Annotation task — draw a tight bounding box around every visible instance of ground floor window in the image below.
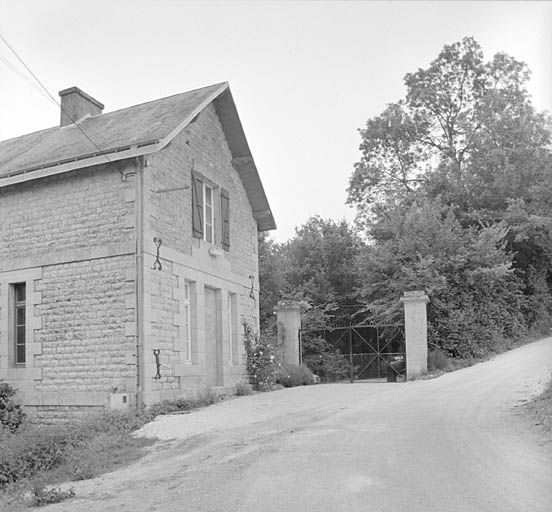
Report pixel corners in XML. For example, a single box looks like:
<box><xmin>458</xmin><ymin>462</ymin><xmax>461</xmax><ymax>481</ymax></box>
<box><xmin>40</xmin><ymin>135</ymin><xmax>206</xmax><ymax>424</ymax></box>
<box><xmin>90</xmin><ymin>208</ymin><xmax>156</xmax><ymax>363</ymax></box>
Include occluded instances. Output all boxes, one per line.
<box><xmin>13</xmin><ymin>283</ymin><xmax>26</xmax><ymax>366</ymax></box>
<box><xmin>183</xmin><ymin>281</ymin><xmax>192</xmax><ymax>362</ymax></box>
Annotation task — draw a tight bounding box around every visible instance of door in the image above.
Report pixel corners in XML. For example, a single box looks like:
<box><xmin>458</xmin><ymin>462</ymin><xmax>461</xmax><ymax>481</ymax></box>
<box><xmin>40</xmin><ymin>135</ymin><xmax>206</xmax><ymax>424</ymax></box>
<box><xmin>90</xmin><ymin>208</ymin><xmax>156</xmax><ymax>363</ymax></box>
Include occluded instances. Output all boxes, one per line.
<box><xmin>204</xmin><ymin>287</ymin><xmax>223</xmax><ymax>386</ymax></box>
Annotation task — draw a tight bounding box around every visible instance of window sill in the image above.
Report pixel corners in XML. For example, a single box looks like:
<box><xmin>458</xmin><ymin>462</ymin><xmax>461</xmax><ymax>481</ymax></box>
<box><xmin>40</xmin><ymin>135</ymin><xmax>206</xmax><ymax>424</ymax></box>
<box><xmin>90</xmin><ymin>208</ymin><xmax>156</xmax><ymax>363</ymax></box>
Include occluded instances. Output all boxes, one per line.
<box><xmin>208</xmin><ymin>246</ymin><xmax>223</xmax><ymax>257</ymax></box>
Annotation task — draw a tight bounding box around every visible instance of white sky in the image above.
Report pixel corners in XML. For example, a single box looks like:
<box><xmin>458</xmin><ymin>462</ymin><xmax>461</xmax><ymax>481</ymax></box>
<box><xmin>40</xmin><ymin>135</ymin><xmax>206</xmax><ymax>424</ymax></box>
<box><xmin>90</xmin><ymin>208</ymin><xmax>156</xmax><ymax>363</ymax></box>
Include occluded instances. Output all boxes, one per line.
<box><xmin>0</xmin><ymin>1</ymin><xmax>551</xmax><ymax>242</ymax></box>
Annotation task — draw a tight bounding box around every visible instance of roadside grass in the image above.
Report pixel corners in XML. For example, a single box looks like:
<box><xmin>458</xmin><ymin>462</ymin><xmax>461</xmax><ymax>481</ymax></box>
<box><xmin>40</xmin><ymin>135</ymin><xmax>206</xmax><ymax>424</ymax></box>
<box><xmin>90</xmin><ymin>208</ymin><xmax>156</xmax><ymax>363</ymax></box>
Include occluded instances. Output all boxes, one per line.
<box><xmin>0</xmin><ymin>413</ymin><xmax>156</xmax><ymax>510</ymax></box>
<box><xmin>525</xmin><ymin>376</ymin><xmax>552</xmax><ymax>441</ymax></box>
<box><xmin>0</xmin><ymin>386</ymin><xmax>233</xmax><ymax>509</ymax></box>
<box><xmin>426</xmin><ymin>331</ymin><xmax>551</xmax><ymax>378</ymax></box>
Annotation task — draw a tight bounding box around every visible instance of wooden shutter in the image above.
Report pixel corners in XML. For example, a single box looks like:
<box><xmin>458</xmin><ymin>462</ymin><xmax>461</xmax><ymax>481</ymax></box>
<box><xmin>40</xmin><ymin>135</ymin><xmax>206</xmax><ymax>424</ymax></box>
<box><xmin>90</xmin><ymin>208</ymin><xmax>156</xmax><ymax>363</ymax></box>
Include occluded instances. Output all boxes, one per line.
<box><xmin>221</xmin><ymin>188</ymin><xmax>230</xmax><ymax>251</ymax></box>
<box><xmin>191</xmin><ymin>171</ymin><xmax>204</xmax><ymax>239</ymax></box>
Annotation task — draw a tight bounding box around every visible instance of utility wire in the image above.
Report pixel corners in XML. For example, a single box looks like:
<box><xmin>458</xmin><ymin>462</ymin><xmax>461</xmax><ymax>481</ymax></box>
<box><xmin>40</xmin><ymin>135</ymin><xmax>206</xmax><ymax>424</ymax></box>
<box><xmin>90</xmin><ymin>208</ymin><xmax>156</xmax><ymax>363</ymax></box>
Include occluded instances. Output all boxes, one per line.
<box><xmin>0</xmin><ymin>32</ymin><xmax>111</xmax><ymax>162</ymax></box>
<box><xmin>0</xmin><ymin>50</ymin><xmax>55</xmax><ymax>104</ymax></box>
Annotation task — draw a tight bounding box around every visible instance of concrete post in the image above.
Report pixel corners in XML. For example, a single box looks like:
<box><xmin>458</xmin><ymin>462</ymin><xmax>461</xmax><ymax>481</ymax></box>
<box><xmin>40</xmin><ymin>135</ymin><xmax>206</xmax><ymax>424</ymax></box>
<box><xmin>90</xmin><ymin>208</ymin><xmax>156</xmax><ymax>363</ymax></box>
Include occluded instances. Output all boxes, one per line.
<box><xmin>400</xmin><ymin>290</ymin><xmax>429</xmax><ymax>380</ymax></box>
<box><xmin>275</xmin><ymin>300</ymin><xmax>301</xmax><ymax>365</ymax></box>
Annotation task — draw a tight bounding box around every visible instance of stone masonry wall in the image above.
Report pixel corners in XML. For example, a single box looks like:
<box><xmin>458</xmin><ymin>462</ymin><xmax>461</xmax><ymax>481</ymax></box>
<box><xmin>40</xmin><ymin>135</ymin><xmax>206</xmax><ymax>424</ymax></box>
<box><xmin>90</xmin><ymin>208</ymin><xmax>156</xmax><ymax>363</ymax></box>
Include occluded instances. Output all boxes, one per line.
<box><xmin>34</xmin><ymin>255</ymin><xmax>136</xmax><ymax>392</ymax></box>
<box><xmin>147</xmin><ymin>103</ymin><xmax>259</xmax><ymax>282</ymax></box>
<box><xmin>0</xmin><ymin>165</ymin><xmax>134</xmax><ymax>266</ymax></box>
<box><xmin>142</xmin><ymin>103</ymin><xmax>259</xmax><ymax>402</ymax></box>
<box><xmin>0</xmin><ymin>162</ymin><xmax>138</xmax><ymax>420</ymax></box>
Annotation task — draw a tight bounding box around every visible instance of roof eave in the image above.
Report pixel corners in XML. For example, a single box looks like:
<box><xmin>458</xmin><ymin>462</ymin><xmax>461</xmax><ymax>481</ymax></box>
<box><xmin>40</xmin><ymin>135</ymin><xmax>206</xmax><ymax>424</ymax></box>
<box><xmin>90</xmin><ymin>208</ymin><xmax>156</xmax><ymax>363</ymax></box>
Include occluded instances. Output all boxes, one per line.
<box><xmin>0</xmin><ymin>141</ymin><xmax>163</xmax><ymax>189</ymax></box>
<box><xmin>213</xmin><ymin>88</ymin><xmax>276</xmax><ymax>232</ymax></box>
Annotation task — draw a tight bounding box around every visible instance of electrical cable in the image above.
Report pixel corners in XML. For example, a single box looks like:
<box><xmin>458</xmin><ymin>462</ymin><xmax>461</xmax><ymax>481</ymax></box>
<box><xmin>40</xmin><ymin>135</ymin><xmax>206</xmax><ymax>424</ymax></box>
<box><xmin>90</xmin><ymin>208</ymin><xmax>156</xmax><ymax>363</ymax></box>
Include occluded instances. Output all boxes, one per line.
<box><xmin>0</xmin><ymin>32</ymin><xmax>112</xmax><ymax>162</ymax></box>
<box><xmin>0</xmin><ymin>50</ymin><xmax>54</xmax><ymax>104</ymax></box>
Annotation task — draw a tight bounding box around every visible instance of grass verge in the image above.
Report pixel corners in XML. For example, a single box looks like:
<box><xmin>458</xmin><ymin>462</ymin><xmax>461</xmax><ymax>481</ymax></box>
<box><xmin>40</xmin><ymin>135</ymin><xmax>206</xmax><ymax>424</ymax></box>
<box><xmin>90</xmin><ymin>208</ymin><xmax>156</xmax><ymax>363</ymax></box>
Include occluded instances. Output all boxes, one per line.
<box><xmin>426</xmin><ymin>332</ymin><xmax>551</xmax><ymax>377</ymax></box>
<box><xmin>525</xmin><ymin>376</ymin><xmax>552</xmax><ymax>442</ymax></box>
<box><xmin>0</xmin><ymin>386</ymin><xmax>232</xmax><ymax>509</ymax></box>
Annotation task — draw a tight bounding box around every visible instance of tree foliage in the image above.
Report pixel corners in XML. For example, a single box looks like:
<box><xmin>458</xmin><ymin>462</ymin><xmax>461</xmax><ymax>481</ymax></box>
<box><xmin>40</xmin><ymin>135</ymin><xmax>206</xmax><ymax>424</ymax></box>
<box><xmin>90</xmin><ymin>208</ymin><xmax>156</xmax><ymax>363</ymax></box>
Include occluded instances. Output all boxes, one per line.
<box><xmin>348</xmin><ymin>37</ymin><xmax>552</xmax><ymax>356</ymax></box>
<box><xmin>258</xmin><ymin>233</ymin><xmax>286</xmax><ymax>331</ymax></box>
<box><xmin>360</xmin><ymin>198</ymin><xmax>526</xmax><ymax>357</ymax></box>
<box><xmin>258</xmin><ymin>218</ymin><xmax>364</xmax><ymax>379</ymax></box>
<box><xmin>259</xmin><ymin>217</ymin><xmax>364</xmax><ymax>330</ymax></box>
<box><xmin>282</xmin><ymin>217</ymin><xmax>364</xmax><ymax>311</ymax></box>
<box><xmin>260</xmin><ymin>38</ymin><xmax>552</xmax><ymax>362</ymax></box>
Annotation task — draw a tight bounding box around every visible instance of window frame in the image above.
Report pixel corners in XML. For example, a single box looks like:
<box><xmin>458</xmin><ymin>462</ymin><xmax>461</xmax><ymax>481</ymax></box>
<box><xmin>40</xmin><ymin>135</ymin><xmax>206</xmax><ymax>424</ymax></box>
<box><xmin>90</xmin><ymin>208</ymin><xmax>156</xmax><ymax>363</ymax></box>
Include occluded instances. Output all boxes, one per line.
<box><xmin>203</xmin><ymin>183</ymin><xmax>215</xmax><ymax>244</ymax></box>
<box><xmin>191</xmin><ymin>170</ymin><xmax>229</xmax><ymax>249</ymax></box>
<box><xmin>12</xmin><ymin>283</ymin><xmax>26</xmax><ymax>366</ymax></box>
<box><xmin>182</xmin><ymin>282</ymin><xmax>192</xmax><ymax>363</ymax></box>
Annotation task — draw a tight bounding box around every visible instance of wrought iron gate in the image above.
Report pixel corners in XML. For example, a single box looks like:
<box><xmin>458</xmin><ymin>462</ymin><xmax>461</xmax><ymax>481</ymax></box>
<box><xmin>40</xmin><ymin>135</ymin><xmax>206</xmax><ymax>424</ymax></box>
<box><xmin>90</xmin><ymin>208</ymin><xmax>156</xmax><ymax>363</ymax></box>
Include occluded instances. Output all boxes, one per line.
<box><xmin>300</xmin><ymin>323</ymin><xmax>405</xmax><ymax>382</ymax></box>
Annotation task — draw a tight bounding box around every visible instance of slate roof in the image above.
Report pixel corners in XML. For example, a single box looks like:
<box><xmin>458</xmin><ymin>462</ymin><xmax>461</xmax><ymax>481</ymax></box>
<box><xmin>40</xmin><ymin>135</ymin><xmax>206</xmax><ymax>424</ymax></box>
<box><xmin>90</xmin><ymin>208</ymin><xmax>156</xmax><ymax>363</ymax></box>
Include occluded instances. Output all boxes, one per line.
<box><xmin>0</xmin><ymin>83</ymin><xmax>225</xmax><ymax>178</ymax></box>
<box><xmin>0</xmin><ymin>82</ymin><xmax>276</xmax><ymax>231</ymax></box>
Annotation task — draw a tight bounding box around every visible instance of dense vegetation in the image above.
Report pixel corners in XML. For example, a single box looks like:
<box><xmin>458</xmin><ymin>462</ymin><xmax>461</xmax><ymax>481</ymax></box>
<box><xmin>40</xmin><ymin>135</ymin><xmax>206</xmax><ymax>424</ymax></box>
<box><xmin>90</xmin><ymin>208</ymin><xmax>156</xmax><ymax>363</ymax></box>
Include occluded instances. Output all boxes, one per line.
<box><xmin>260</xmin><ymin>37</ymin><xmax>552</xmax><ymax>369</ymax></box>
<box><xmin>0</xmin><ymin>383</ymin><xmax>226</xmax><ymax>507</ymax></box>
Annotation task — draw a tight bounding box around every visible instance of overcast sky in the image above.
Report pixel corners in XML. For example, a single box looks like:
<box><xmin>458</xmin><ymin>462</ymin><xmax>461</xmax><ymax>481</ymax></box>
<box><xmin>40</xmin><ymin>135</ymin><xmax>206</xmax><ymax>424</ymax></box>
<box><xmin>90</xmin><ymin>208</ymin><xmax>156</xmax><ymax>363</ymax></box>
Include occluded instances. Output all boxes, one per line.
<box><xmin>1</xmin><ymin>1</ymin><xmax>551</xmax><ymax>242</ymax></box>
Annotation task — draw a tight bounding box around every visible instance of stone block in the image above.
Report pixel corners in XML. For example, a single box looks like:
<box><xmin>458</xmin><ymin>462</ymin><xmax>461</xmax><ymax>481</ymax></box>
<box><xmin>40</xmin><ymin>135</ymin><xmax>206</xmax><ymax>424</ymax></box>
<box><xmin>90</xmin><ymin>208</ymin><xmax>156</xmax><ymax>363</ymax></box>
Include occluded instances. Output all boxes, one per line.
<box><xmin>125</xmin><ymin>322</ymin><xmax>137</xmax><ymax>337</ymax></box>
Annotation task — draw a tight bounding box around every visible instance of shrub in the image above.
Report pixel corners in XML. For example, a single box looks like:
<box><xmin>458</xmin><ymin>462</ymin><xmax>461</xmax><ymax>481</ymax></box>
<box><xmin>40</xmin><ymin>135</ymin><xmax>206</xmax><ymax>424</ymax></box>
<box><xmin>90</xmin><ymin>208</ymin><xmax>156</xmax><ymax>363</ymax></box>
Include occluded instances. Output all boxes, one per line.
<box><xmin>0</xmin><ymin>409</ymin><xmax>152</xmax><ymax>489</ymax></box>
<box><xmin>526</xmin><ymin>376</ymin><xmax>552</xmax><ymax>435</ymax></box>
<box><xmin>235</xmin><ymin>382</ymin><xmax>253</xmax><ymax>396</ymax></box>
<box><xmin>0</xmin><ymin>425</ymin><xmax>71</xmax><ymax>487</ymax></box>
<box><xmin>0</xmin><ymin>389</ymin><xmax>227</xmax><ymax>492</ymax></box>
<box><xmin>243</xmin><ymin>323</ymin><xmax>279</xmax><ymax>390</ymax></box>
<box><xmin>196</xmin><ymin>386</ymin><xmax>218</xmax><ymax>406</ymax></box>
<box><xmin>276</xmin><ymin>364</ymin><xmax>315</xmax><ymax>387</ymax></box>
<box><xmin>0</xmin><ymin>382</ymin><xmax>25</xmax><ymax>433</ymax></box>
<box><xmin>301</xmin><ymin>334</ymin><xmax>351</xmax><ymax>382</ymax></box>
<box><xmin>428</xmin><ymin>348</ymin><xmax>450</xmax><ymax>372</ymax></box>
<box><xmin>30</xmin><ymin>485</ymin><xmax>75</xmax><ymax>506</ymax></box>
<box><xmin>146</xmin><ymin>388</ymin><xmax>220</xmax><ymax>418</ymax></box>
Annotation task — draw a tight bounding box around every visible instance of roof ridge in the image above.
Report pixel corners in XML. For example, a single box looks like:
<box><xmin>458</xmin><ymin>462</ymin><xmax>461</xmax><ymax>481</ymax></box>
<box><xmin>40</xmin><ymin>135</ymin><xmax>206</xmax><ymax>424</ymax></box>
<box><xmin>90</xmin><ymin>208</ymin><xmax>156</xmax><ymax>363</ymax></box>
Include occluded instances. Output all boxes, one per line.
<box><xmin>95</xmin><ymin>81</ymin><xmax>228</xmax><ymax>119</ymax></box>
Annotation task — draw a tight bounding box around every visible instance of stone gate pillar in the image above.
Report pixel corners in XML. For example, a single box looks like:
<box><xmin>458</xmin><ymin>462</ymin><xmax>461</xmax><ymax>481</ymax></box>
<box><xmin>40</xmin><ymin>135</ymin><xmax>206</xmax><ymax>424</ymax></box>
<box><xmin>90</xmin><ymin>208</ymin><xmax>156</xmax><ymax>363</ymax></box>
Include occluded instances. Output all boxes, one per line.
<box><xmin>400</xmin><ymin>290</ymin><xmax>429</xmax><ymax>380</ymax></box>
<box><xmin>275</xmin><ymin>300</ymin><xmax>301</xmax><ymax>365</ymax></box>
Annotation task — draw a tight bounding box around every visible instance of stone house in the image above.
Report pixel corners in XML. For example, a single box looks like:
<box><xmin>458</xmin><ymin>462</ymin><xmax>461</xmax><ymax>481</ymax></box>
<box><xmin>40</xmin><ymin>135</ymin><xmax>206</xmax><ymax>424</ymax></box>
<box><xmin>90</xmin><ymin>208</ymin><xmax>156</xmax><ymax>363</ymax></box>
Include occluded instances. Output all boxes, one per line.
<box><xmin>0</xmin><ymin>82</ymin><xmax>275</xmax><ymax>420</ymax></box>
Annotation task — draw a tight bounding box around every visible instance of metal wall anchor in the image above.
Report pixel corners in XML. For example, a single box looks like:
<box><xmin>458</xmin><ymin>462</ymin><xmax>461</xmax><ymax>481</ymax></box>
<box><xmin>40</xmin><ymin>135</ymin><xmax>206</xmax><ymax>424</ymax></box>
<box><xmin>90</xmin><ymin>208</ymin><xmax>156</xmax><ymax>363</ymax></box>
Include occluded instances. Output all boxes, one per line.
<box><xmin>153</xmin><ymin>237</ymin><xmax>162</xmax><ymax>270</ymax></box>
<box><xmin>249</xmin><ymin>274</ymin><xmax>255</xmax><ymax>299</ymax></box>
<box><xmin>153</xmin><ymin>349</ymin><xmax>161</xmax><ymax>379</ymax></box>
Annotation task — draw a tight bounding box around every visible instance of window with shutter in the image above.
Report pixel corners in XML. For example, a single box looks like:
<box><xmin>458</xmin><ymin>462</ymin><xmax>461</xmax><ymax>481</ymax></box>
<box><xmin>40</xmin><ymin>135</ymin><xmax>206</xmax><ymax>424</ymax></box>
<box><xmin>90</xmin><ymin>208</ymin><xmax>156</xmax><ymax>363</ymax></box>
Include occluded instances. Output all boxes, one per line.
<box><xmin>221</xmin><ymin>188</ymin><xmax>230</xmax><ymax>251</ymax></box>
<box><xmin>191</xmin><ymin>171</ymin><xmax>204</xmax><ymax>239</ymax></box>
<box><xmin>204</xmin><ymin>184</ymin><xmax>214</xmax><ymax>244</ymax></box>
<box><xmin>182</xmin><ymin>282</ymin><xmax>192</xmax><ymax>362</ymax></box>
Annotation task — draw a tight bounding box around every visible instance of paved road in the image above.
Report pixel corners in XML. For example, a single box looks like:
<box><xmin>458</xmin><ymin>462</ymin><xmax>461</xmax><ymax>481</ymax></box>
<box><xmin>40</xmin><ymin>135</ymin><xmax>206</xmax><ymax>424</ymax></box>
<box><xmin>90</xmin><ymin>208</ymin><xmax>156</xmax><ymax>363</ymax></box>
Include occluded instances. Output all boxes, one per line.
<box><xmin>42</xmin><ymin>338</ymin><xmax>552</xmax><ymax>512</ymax></box>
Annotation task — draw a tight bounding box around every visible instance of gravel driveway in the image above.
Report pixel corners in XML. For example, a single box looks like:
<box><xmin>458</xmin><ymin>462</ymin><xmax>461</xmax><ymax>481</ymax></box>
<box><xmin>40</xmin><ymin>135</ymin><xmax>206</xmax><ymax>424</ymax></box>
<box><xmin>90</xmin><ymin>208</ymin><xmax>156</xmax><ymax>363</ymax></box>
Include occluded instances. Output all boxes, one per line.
<box><xmin>37</xmin><ymin>337</ymin><xmax>552</xmax><ymax>512</ymax></box>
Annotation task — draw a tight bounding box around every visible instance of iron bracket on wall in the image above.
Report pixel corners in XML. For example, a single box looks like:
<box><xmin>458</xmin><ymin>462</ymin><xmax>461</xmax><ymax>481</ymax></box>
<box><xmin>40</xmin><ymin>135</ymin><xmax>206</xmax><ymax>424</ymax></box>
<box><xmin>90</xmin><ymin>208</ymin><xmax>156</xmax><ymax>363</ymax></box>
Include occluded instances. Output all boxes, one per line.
<box><xmin>152</xmin><ymin>237</ymin><xmax>162</xmax><ymax>270</ymax></box>
<box><xmin>153</xmin><ymin>349</ymin><xmax>161</xmax><ymax>379</ymax></box>
<box><xmin>248</xmin><ymin>274</ymin><xmax>255</xmax><ymax>299</ymax></box>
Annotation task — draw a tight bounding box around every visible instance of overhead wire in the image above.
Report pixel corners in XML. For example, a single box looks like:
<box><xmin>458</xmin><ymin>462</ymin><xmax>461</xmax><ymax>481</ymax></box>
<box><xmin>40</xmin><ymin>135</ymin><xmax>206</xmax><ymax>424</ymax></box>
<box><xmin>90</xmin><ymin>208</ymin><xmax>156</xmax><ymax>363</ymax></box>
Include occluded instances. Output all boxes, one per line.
<box><xmin>0</xmin><ymin>31</ymin><xmax>112</xmax><ymax>163</ymax></box>
<box><xmin>0</xmin><ymin>50</ymin><xmax>54</xmax><ymax>104</ymax></box>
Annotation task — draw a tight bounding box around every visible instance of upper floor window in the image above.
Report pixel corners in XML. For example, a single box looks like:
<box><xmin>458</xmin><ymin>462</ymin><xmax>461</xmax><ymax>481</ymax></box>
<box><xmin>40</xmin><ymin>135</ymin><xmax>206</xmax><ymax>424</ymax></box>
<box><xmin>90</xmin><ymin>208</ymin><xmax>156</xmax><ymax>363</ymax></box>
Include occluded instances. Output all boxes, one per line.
<box><xmin>204</xmin><ymin>184</ymin><xmax>214</xmax><ymax>244</ymax></box>
<box><xmin>13</xmin><ymin>283</ymin><xmax>26</xmax><ymax>366</ymax></box>
<box><xmin>191</xmin><ymin>171</ymin><xmax>230</xmax><ymax>250</ymax></box>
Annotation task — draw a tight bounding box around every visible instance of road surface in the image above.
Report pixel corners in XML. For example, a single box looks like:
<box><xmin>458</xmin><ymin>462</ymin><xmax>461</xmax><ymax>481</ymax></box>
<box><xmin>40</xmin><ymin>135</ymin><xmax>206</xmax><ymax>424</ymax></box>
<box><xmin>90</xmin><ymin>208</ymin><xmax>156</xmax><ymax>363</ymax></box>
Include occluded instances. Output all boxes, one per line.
<box><xmin>40</xmin><ymin>338</ymin><xmax>552</xmax><ymax>512</ymax></box>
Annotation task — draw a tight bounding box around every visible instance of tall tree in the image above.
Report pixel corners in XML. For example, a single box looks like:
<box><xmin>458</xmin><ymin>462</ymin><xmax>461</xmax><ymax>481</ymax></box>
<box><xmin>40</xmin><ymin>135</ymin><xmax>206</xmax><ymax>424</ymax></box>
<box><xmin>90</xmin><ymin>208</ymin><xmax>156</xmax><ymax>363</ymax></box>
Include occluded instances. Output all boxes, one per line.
<box><xmin>348</xmin><ymin>37</ymin><xmax>551</xmax><ymax>226</ymax></box>
<box><xmin>348</xmin><ymin>37</ymin><xmax>552</xmax><ymax>352</ymax></box>
<box><xmin>359</xmin><ymin>198</ymin><xmax>525</xmax><ymax>357</ymax></box>
<box><xmin>258</xmin><ymin>233</ymin><xmax>286</xmax><ymax>331</ymax></box>
<box><xmin>258</xmin><ymin>217</ymin><xmax>365</xmax><ymax>330</ymax></box>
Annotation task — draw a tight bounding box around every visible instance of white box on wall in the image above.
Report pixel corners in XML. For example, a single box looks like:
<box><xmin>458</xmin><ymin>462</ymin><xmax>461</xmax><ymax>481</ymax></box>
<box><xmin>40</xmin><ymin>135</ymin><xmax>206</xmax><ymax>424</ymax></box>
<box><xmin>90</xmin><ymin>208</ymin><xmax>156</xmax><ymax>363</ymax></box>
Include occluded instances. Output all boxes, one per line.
<box><xmin>107</xmin><ymin>393</ymin><xmax>130</xmax><ymax>410</ymax></box>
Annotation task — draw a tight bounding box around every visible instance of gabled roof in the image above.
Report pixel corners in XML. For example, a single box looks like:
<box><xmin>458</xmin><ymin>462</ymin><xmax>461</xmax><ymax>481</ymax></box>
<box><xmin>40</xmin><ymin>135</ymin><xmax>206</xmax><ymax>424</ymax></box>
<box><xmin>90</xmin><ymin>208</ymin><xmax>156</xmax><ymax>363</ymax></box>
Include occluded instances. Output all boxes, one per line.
<box><xmin>0</xmin><ymin>82</ymin><xmax>276</xmax><ymax>231</ymax></box>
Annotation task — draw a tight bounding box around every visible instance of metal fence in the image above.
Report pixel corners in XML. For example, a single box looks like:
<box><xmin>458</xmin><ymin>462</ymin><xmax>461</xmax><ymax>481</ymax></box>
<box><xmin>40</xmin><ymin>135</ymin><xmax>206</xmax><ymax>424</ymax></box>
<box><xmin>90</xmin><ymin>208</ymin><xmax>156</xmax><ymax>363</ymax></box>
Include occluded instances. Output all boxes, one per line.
<box><xmin>300</xmin><ymin>323</ymin><xmax>405</xmax><ymax>382</ymax></box>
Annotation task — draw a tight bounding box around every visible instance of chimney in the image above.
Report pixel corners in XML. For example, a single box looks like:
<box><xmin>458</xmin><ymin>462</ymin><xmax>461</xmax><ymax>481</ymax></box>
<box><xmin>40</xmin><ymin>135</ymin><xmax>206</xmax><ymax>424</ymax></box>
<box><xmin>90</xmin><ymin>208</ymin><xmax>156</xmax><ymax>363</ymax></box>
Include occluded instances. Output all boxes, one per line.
<box><xmin>58</xmin><ymin>86</ymin><xmax>104</xmax><ymax>127</ymax></box>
